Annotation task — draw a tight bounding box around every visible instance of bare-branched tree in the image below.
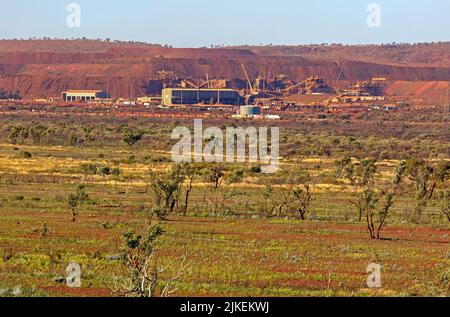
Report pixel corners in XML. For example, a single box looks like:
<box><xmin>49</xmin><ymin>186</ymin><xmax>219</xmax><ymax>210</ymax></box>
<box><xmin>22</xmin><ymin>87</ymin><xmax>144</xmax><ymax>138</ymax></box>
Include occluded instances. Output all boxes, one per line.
<box><xmin>111</xmin><ymin>220</ymin><xmax>186</xmax><ymax>297</ymax></box>
<box><xmin>355</xmin><ymin>161</ymin><xmax>406</xmax><ymax>239</ymax></box>
<box><xmin>149</xmin><ymin>168</ymin><xmax>184</xmax><ymax>219</ymax></box>
<box><xmin>347</xmin><ymin>159</ymin><xmax>378</xmax><ymax>221</ymax></box>
<box><xmin>206</xmin><ymin>163</ymin><xmax>226</xmax><ymax>190</ymax></box>
<box><xmin>289</xmin><ymin>185</ymin><xmax>313</xmax><ymax>220</ymax></box>
<box><xmin>174</xmin><ymin>163</ymin><xmax>201</xmax><ymax>216</ymax></box>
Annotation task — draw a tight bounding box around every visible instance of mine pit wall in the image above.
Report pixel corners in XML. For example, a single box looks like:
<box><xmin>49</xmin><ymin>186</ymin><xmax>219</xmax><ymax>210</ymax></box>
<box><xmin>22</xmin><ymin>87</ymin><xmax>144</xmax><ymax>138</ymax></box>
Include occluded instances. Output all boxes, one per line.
<box><xmin>0</xmin><ymin>75</ymin><xmax>165</xmax><ymax>99</ymax></box>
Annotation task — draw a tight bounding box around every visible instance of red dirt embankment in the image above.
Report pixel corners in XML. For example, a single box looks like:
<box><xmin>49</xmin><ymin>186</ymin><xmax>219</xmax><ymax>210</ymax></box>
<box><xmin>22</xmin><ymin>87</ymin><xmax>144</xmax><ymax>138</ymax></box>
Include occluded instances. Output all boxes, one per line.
<box><xmin>241</xmin><ymin>43</ymin><xmax>450</xmax><ymax>67</ymax></box>
<box><xmin>1</xmin><ymin>40</ymin><xmax>450</xmax><ymax>99</ymax></box>
<box><xmin>387</xmin><ymin>81</ymin><xmax>450</xmax><ymax>104</ymax></box>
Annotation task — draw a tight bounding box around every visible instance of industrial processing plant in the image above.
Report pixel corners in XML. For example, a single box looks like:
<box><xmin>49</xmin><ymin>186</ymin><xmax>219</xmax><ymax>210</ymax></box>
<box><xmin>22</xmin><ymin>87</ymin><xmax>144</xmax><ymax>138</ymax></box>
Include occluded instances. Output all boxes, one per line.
<box><xmin>162</xmin><ymin>88</ymin><xmax>244</xmax><ymax>106</ymax></box>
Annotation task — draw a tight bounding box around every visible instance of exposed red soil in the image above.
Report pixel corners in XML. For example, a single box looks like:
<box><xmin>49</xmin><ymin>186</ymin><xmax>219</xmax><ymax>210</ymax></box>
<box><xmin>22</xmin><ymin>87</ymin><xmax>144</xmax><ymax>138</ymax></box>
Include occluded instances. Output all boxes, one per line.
<box><xmin>387</xmin><ymin>81</ymin><xmax>450</xmax><ymax>104</ymax></box>
<box><xmin>273</xmin><ymin>267</ymin><xmax>366</xmax><ymax>276</ymax></box>
<box><xmin>43</xmin><ymin>285</ymin><xmax>112</xmax><ymax>297</ymax></box>
<box><xmin>282</xmin><ymin>279</ymin><xmax>340</xmax><ymax>289</ymax></box>
<box><xmin>241</xmin><ymin>43</ymin><xmax>450</xmax><ymax>67</ymax></box>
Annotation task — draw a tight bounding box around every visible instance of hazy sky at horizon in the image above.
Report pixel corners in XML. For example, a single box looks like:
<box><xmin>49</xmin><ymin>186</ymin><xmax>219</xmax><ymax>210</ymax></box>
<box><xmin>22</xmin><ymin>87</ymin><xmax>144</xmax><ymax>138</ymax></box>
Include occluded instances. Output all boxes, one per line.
<box><xmin>1</xmin><ymin>0</ymin><xmax>449</xmax><ymax>47</ymax></box>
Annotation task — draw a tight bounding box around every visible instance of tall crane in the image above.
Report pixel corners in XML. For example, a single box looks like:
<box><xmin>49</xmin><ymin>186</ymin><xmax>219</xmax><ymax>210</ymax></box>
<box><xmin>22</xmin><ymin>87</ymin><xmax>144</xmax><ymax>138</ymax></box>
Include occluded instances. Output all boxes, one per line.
<box><xmin>334</xmin><ymin>61</ymin><xmax>345</xmax><ymax>91</ymax></box>
<box><xmin>241</xmin><ymin>64</ymin><xmax>254</xmax><ymax>94</ymax></box>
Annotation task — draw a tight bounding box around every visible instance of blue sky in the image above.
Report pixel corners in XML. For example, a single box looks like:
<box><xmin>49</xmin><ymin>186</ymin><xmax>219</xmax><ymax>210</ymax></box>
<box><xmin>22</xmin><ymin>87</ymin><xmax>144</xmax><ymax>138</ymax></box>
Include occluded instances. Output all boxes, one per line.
<box><xmin>1</xmin><ymin>0</ymin><xmax>449</xmax><ymax>47</ymax></box>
